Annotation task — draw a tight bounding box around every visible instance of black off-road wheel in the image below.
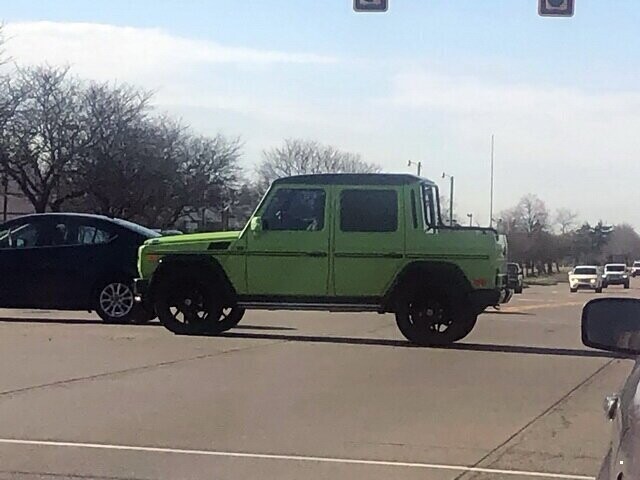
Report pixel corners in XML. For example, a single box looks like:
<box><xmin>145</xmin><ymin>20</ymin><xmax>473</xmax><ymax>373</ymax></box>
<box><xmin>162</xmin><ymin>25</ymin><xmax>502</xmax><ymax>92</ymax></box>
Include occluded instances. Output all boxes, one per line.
<box><xmin>154</xmin><ymin>275</ymin><xmax>243</xmax><ymax>335</ymax></box>
<box><xmin>395</xmin><ymin>292</ymin><xmax>477</xmax><ymax>346</ymax></box>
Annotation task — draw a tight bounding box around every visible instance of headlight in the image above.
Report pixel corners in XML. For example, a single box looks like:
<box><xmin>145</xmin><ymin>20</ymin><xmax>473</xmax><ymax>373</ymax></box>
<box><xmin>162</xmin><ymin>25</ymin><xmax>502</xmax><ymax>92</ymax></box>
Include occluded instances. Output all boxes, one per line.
<box><xmin>623</xmin><ymin>274</ymin><xmax>628</xmax><ymax>278</ymax></box>
<box><xmin>590</xmin><ymin>279</ymin><xmax>596</xmax><ymax>283</ymax></box>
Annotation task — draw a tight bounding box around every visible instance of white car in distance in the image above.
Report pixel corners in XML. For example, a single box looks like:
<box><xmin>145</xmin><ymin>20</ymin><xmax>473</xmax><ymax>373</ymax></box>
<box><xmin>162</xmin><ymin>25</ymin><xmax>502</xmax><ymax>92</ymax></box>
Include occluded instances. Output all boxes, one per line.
<box><xmin>568</xmin><ymin>266</ymin><xmax>603</xmax><ymax>293</ymax></box>
<box><xmin>631</xmin><ymin>260</ymin><xmax>640</xmax><ymax>278</ymax></box>
<box><xmin>602</xmin><ymin>263</ymin><xmax>630</xmax><ymax>289</ymax></box>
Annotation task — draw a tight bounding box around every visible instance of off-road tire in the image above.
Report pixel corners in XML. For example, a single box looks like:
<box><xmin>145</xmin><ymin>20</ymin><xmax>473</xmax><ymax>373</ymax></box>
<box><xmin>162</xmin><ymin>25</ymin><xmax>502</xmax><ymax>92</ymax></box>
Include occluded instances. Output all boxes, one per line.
<box><xmin>395</xmin><ymin>290</ymin><xmax>476</xmax><ymax>346</ymax></box>
<box><xmin>153</xmin><ymin>272</ymin><xmax>242</xmax><ymax>335</ymax></box>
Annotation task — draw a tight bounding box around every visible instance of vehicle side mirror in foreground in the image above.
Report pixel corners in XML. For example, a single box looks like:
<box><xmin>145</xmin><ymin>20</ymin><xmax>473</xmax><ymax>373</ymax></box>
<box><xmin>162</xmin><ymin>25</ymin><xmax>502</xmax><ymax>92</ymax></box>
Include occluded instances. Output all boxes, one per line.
<box><xmin>582</xmin><ymin>298</ymin><xmax>640</xmax><ymax>354</ymax></box>
<box><xmin>250</xmin><ymin>216</ymin><xmax>263</xmax><ymax>233</ymax></box>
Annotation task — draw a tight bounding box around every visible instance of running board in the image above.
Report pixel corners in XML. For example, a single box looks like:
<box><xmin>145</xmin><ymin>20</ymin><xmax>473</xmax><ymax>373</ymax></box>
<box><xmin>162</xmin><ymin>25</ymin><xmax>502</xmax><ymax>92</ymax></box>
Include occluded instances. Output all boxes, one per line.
<box><xmin>237</xmin><ymin>302</ymin><xmax>383</xmax><ymax>313</ymax></box>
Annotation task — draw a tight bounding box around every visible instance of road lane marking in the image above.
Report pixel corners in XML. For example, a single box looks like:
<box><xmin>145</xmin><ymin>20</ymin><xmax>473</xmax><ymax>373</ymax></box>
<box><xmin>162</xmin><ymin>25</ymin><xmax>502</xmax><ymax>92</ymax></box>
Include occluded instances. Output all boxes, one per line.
<box><xmin>0</xmin><ymin>438</ymin><xmax>594</xmax><ymax>479</ymax></box>
<box><xmin>501</xmin><ymin>301</ymin><xmax>585</xmax><ymax>313</ymax></box>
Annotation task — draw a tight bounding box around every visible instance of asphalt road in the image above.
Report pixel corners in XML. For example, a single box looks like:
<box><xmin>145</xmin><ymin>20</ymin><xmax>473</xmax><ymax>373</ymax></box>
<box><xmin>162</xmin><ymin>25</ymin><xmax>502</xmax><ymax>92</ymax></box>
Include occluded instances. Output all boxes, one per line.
<box><xmin>0</xmin><ymin>282</ymin><xmax>637</xmax><ymax>479</ymax></box>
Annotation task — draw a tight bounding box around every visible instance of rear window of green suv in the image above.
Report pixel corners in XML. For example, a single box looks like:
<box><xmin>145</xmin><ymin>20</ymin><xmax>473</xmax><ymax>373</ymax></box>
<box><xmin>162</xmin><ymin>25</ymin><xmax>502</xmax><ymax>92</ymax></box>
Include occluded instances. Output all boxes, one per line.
<box><xmin>340</xmin><ymin>189</ymin><xmax>397</xmax><ymax>232</ymax></box>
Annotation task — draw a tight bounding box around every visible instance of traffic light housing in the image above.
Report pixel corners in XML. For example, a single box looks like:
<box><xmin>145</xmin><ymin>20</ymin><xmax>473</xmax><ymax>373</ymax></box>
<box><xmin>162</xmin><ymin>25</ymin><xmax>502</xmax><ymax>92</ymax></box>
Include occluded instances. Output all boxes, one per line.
<box><xmin>539</xmin><ymin>0</ymin><xmax>575</xmax><ymax>17</ymax></box>
<box><xmin>353</xmin><ymin>0</ymin><xmax>388</xmax><ymax>13</ymax></box>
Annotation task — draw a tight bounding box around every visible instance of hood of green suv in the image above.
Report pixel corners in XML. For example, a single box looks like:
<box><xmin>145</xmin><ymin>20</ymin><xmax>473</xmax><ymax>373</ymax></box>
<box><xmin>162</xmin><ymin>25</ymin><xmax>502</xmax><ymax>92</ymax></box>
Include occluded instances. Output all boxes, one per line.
<box><xmin>144</xmin><ymin>230</ymin><xmax>241</xmax><ymax>247</ymax></box>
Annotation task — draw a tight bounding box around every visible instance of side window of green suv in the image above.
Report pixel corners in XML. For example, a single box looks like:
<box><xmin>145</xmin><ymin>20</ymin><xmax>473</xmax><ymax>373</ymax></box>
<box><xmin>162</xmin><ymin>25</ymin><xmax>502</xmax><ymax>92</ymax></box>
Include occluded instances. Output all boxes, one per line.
<box><xmin>262</xmin><ymin>188</ymin><xmax>326</xmax><ymax>231</ymax></box>
<box><xmin>340</xmin><ymin>189</ymin><xmax>398</xmax><ymax>232</ymax></box>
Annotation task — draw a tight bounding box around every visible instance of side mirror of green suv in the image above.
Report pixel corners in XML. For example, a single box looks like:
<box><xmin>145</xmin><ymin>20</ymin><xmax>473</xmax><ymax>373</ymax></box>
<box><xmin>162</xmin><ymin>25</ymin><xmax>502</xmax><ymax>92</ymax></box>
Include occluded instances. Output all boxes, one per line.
<box><xmin>250</xmin><ymin>216</ymin><xmax>263</xmax><ymax>233</ymax></box>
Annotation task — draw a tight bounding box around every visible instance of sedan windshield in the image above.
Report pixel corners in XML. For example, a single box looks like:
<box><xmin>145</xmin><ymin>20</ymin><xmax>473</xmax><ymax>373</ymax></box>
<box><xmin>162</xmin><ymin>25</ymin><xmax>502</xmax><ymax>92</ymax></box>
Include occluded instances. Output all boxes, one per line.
<box><xmin>574</xmin><ymin>267</ymin><xmax>597</xmax><ymax>275</ymax></box>
<box><xmin>112</xmin><ymin>219</ymin><xmax>161</xmax><ymax>239</ymax></box>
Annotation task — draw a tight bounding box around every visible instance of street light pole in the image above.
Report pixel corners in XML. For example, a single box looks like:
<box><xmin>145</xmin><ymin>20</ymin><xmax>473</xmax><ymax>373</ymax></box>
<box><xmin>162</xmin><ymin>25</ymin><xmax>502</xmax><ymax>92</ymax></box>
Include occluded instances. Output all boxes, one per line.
<box><xmin>407</xmin><ymin>160</ymin><xmax>422</xmax><ymax>177</ymax></box>
<box><xmin>442</xmin><ymin>172</ymin><xmax>454</xmax><ymax>226</ymax></box>
<box><xmin>467</xmin><ymin>213</ymin><xmax>473</xmax><ymax>227</ymax></box>
<box><xmin>489</xmin><ymin>134</ymin><xmax>495</xmax><ymax>228</ymax></box>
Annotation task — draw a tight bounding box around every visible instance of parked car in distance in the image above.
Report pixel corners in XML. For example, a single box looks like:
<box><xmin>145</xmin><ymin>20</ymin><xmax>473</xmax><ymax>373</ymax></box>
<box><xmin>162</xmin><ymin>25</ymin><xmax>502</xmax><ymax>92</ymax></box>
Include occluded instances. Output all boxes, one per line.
<box><xmin>581</xmin><ymin>297</ymin><xmax>640</xmax><ymax>480</ymax></box>
<box><xmin>602</xmin><ymin>263</ymin><xmax>630</xmax><ymax>289</ymax></box>
<box><xmin>0</xmin><ymin>213</ymin><xmax>160</xmax><ymax>323</ymax></box>
<box><xmin>507</xmin><ymin>262</ymin><xmax>524</xmax><ymax>294</ymax></box>
<box><xmin>631</xmin><ymin>260</ymin><xmax>640</xmax><ymax>277</ymax></box>
<box><xmin>568</xmin><ymin>265</ymin><xmax>603</xmax><ymax>293</ymax></box>
<box><xmin>135</xmin><ymin>173</ymin><xmax>508</xmax><ymax>346</ymax></box>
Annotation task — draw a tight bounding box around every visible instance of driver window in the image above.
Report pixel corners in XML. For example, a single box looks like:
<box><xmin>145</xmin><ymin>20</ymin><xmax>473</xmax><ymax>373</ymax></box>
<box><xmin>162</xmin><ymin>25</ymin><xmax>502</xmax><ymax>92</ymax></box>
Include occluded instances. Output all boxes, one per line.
<box><xmin>261</xmin><ymin>188</ymin><xmax>326</xmax><ymax>231</ymax></box>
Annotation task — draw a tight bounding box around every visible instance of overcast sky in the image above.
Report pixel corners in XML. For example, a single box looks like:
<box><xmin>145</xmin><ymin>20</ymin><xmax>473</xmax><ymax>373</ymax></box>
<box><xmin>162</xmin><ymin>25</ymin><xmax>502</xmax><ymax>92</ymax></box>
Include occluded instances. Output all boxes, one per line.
<box><xmin>2</xmin><ymin>0</ymin><xmax>640</xmax><ymax>227</ymax></box>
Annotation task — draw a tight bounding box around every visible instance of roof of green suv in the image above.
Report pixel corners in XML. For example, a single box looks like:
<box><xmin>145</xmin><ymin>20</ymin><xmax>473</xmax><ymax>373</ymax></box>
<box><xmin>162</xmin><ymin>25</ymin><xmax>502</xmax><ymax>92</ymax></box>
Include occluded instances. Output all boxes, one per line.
<box><xmin>273</xmin><ymin>173</ymin><xmax>435</xmax><ymax>186</ymax></box>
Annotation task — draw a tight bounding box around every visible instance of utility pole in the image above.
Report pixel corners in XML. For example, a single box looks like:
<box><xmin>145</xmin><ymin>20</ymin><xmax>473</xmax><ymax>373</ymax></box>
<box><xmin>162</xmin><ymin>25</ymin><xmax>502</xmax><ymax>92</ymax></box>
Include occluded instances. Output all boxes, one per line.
<box><xmin>442</xmin><ymin>172</ymin><xmax>454</xmax><ymax>226</ymax></box>
<box><xmin>489</xmin><ymin>134</ymin><xmax>495</xmax><ymax>228</ymax></box>
<box><xmin>467</xmin><ymin>213</ymin><xmax>473</xmax><ymax>227</ymax></box>
<box><xmin>407</xmin><ymin>160</ymin><xmax>422</xmax><ymax>177</ymax></box>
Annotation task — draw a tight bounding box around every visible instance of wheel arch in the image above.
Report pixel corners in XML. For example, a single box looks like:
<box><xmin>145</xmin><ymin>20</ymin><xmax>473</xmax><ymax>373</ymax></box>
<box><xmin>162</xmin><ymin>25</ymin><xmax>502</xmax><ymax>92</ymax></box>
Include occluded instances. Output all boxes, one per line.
<box><xmin>383</xmin><ymin>260</ymin><xmax>473</xmax><ymax>309</ymax></box>
<box><xmin>149</xmin><ymin>254</ymin><xmax>237</xmax><ymax>305</ymax></box>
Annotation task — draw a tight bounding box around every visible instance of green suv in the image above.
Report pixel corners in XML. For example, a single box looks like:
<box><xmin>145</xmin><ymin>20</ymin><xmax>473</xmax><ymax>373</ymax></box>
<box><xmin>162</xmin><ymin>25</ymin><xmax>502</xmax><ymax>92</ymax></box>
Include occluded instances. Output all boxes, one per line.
<box><xmin>135</xmin><ymin>174</ymin><xmax>506</xmax><ymax>345</ymax></box>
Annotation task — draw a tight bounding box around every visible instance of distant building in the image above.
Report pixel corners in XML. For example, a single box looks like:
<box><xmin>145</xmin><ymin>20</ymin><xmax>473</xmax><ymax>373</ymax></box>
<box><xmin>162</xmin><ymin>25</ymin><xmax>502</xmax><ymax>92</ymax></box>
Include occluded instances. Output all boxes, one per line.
<box><xmin>2</xmin><ymin>178</ymin><xmax>34</xmax><ymax>222</ymax></box>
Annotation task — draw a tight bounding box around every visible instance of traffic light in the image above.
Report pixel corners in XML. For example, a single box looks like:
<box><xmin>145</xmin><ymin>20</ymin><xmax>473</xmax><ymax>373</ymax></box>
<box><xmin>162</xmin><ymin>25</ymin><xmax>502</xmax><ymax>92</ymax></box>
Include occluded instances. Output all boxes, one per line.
<box><xmin>539</xmin><ymin>0</ymin><xmax>575</xmax><ymax>17</ymax></box>
<box><xmin>353</xmin><ymin>0</ymin><xmax>388</xmax><ymax>13</ymax></box>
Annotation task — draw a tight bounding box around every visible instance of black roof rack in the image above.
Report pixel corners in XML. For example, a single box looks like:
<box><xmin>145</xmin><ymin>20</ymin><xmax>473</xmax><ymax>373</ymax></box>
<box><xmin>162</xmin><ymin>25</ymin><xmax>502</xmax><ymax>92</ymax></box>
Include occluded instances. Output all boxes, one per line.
<box><xmin>273</xmin><ymin>173</ymin><xmax>435</xmax><ymax>186</ymax></box>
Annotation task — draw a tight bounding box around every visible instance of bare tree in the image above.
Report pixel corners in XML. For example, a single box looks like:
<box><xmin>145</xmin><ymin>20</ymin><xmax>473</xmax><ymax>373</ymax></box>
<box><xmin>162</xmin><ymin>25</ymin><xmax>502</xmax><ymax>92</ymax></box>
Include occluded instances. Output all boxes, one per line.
<box><xmin>602</xmin><ymin>223</ymin><xmax>640</xmax><ymax>263</ymax></box>
<box><xmin>257</xmin><ymin>138</ymin><xmax>380</xmax><ymax>190</ymax></box>
<box><xmin>63</xmin><ymin>81</ymin><xmax>154</xmax><ymax>214</ymax></box>
<box><xmin>513</xmin><ymin>194</ymin><xmax>549</xmax><ymax>233</ymax></box>
<box><xmin>74</xmin><ymin>109</ymin><xmax>243</xmax><ymax>228</ymax></box>
<box><xmin>0</xmin><ymin>65</ymin><xmax>87</xmax><ymax>212</ymax></box>
<box><xmin>555</xmin><ymin>208</ymin><xmax>578</xmax><ymax>234</ymax></box>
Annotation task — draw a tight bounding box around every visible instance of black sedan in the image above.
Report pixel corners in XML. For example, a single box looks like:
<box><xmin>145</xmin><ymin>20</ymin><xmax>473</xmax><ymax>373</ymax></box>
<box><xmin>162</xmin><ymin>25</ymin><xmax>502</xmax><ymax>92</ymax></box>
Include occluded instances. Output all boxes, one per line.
<box><xmin>0</xmin><ymin>213</ymin><xmax>160</xmax><ymax>323</ymax></box>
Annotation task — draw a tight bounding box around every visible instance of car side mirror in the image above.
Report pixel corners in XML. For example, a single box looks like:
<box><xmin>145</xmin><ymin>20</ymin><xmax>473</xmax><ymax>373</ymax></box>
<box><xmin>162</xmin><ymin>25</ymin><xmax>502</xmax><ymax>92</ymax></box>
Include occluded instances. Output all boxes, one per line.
<box><xmin>250</xmin><ymin>216</ymin><xmax>263</xmax><ymax>233</ymax></box>
<box><xmin>582</xmin><ymin>298</ymin><xmax>640</xmax><ymax>354</ymax></box>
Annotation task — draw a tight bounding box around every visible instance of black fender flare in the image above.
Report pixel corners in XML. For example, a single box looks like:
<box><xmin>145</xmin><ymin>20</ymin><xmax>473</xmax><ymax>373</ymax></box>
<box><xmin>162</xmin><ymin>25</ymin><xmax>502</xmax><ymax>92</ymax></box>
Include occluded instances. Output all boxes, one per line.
<box><xmin>148</xmin><ymin>254</ymin><xmax>237</xmax><ymax>305</ymax></box>
<box><xmin>382</xmin><ymin>261</ymin><xmax>473</xmax><ymax>310</ymax></box>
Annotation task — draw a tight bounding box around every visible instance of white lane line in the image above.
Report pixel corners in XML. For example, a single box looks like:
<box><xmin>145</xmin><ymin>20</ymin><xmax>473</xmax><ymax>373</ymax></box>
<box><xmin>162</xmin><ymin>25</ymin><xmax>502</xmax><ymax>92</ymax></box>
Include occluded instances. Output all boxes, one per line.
<box><xmin>0</xmin><ymin>438</ymin><xmax>594</xmax><ymax>479</ymax></box>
